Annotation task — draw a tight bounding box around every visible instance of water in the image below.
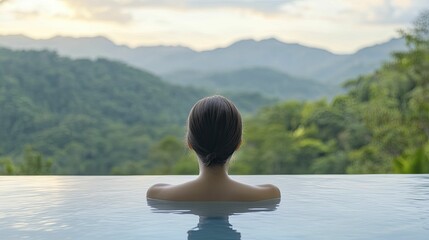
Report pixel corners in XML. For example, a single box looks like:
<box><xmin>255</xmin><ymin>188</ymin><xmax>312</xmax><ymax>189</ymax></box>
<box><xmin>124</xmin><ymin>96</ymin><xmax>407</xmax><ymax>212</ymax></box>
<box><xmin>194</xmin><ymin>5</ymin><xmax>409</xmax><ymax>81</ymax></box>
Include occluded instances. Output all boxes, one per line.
<box><xmin>0</xmin><ymin>175</ymin><xmax>428</xmax><ymax>239</ymax></box>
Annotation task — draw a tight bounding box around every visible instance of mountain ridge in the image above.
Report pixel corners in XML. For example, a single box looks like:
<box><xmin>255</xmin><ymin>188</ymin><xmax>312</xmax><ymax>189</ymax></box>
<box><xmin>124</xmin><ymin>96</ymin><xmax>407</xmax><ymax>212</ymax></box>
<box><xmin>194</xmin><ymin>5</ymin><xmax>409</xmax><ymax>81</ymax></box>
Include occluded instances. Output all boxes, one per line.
<box><xmin>0</xmin><ymin>34</ymin><xmax>407</xmax><ymax>84</ymax></box>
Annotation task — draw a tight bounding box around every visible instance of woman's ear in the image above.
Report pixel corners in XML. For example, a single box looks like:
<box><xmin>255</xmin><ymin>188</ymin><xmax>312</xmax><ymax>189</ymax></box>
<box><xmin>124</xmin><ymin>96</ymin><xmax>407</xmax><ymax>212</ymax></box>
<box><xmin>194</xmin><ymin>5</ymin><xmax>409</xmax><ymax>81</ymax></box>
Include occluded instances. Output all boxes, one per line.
<box><xmin>187</xmin><ymin>142</ymin><xmax>193</xmax><ymax>150</ymax></box>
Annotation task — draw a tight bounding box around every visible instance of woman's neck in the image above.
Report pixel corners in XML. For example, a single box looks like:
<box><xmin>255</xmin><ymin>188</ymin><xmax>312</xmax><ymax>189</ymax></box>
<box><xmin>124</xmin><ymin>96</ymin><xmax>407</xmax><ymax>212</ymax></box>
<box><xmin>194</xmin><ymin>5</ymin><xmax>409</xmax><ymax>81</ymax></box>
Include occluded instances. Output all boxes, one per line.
<box><xmin>198</xmin><ymin>162</ymin><xmax>229</xmax><ymax>180</ymax></box>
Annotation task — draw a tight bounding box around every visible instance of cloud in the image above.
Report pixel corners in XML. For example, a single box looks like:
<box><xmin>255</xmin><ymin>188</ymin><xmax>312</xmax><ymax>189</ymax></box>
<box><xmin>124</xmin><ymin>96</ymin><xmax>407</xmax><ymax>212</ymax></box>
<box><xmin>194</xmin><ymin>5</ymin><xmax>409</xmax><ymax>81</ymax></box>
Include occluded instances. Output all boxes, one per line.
<box><xmin>60</xmin><ymin>0</ymin><xmax>429</xmax><ymax>25</ymax></box>
<box><xmin>80</xmin><ymin>7</ymin><xmax>132</xmax><ymax>23</ymax></box>
<box><xmin>111</xmin><ymin>0</ymin><xmax>295</xmax><ymax>12</ymax></box>
<box><xmin>368</xmin><ymin>0</ymin><xmax>429</xmax><ymax>24</ymax></box>
<box><xmin>0</xmin><ymin>0</ymin><xmax>10</xmax><ymax>5</ymax></box>
<box><xmin>61</xmin><ymin>0</ymin><xmax>133</xmax><ymax>23</ymax></box>
<box><xmin>142</xmin><ymin>0</ymin><xmax>295</xmax><ymax>12</ymax></box>
<box><xmin>342</xmin><ymin>0</ymin><xmax>429</xmax><ymax>24</ymax></box>
<box><xmin>11</xmin><ymin>10</ymin><xmax>40</xmax><ymax>19</ymax></box>
<box><xmin>334</xmin><ymin>0</ymin><xmax>427</xmax><ymax>25</ymax></box>
<box><xmin>61</xmin><ymin>0</ymin><xmax>297</xmax><ymax>23</ymax></box>
<box><xmin>279</xmin><ymin>0</ymin><xmax>429</xmax><ymax>25</ymax></box>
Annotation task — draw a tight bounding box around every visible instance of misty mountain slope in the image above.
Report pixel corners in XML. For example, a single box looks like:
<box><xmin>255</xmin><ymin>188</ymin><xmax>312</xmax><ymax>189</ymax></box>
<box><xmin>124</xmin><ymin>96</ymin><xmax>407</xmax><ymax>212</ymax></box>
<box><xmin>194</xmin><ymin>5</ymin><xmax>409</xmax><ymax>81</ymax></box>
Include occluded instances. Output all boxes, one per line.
<box><xmin>0</xmin><ymin>35</ymin><xmax>126</xmax><ymax>58</ymax></box>
<box><xmin>0</xmin><ymin>35</ymin><xmax>406</xmax><ymax>84</ymax></box>
<box><xmin>169</xmin><ymin>38</ymin><xmax>339</xmax><ymax>77</ymax></box>
<box><xmin>315</xmin><ymin>38</ymin><xmax>407</xmax><ymax>84</ymax></box>
<box><xmin>0</xmin><ymin>35</ymin><xmax>195</xmax><ymax>72</ymax></box>
<box><xmin>163</xmin><ymin>67</ymin><xmax>340</xmax><ymax>100</ymax></box>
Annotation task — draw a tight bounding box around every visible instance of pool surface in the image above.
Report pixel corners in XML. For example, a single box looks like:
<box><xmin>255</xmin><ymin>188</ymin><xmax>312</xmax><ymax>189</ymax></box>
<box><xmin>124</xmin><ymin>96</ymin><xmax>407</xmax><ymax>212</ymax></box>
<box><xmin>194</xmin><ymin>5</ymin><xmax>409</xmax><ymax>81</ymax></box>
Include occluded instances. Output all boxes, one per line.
<box><xmin>0</xmin><ymin>175</ymin><xmax>428</xmax><ymax>239</ymax></box>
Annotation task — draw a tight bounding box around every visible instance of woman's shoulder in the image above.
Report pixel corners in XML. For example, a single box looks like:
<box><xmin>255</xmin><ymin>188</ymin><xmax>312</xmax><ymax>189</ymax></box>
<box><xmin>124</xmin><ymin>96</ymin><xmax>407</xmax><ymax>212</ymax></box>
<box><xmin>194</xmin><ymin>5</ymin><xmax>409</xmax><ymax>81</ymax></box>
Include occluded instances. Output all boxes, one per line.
<box><xmin>147</xmin><ymin>181</ymin><xmax>200</xmax><ymax>201</ymax></box>
<box><xmin>229</xmin><ymin>181</ymin><xmax>281</xmax><ymax>201</ymax></box>
<box><xmin>146</xmin><ymin>183</ymin><xmax>171</xmax><ymax>200</ymax></box>
<box><xmin>256</xmin><ymin>184</ymin><xmax>281</xmax><ymax>199</ymax></box>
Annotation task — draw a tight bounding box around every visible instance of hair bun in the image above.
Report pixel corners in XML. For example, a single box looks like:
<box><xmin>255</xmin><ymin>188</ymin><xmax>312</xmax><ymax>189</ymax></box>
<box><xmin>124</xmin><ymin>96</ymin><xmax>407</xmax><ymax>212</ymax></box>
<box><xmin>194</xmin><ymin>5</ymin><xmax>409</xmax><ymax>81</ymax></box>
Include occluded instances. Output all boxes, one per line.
<box><xmin>205</xmin><ymin>152</ymin><xmax>217</xmax><ymax>164</ymax></box>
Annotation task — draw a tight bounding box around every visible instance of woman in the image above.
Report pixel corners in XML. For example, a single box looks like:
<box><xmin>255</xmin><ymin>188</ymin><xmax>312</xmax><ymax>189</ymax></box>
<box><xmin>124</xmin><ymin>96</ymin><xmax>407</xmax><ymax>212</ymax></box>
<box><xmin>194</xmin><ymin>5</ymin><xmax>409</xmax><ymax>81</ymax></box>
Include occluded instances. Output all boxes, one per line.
<box><xmin>147</xmin><ymin>95</ymin><xmax>280</xmax><ymax>201</ymax></box>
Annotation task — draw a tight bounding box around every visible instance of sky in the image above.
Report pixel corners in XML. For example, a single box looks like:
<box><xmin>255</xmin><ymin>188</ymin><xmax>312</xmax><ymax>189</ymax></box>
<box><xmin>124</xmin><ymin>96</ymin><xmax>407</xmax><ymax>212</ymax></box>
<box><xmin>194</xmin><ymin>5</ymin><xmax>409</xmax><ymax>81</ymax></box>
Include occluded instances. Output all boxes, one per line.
<box><xmin>0</xmin><ymin>0</ymin><xmax>428</xmax><ymax>53</ymax></box>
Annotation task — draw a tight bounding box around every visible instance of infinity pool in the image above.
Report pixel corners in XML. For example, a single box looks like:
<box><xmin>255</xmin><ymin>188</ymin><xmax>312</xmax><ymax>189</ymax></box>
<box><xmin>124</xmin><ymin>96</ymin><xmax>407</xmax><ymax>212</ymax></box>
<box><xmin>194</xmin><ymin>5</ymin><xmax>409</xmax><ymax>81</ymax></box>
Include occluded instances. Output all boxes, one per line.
<box><xmin>0</xmin><ymin>175</ymin><xmax>428</xmax><ymax>239</ymax></box>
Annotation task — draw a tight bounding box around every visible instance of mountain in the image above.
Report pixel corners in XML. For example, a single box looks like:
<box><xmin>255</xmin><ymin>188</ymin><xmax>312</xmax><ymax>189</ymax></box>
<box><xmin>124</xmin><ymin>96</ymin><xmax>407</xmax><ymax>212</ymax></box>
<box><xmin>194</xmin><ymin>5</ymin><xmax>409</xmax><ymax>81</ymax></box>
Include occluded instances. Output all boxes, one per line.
<box><xmin>154</xmin><ymin>38</ymin><xmax>339</xmax><ymax>78</ymax></box>
<box><xmin>0</xmin><ymin>35</ymin><xmax>407</xmax><ymax>85</ymax></box>
<box><xmin>163</xmin><ymin>67</ymin><xmax>340</xmax><ymax>100</ymax></box>
<box><xmin>0</xmin><ymin>34</ymin><xmax>194</xmax><ymax>72</ymax></box>
<box><xmin>0</xmin><ymin>47</ymin><xmax>273</xmax><ymax>174</ymax></box>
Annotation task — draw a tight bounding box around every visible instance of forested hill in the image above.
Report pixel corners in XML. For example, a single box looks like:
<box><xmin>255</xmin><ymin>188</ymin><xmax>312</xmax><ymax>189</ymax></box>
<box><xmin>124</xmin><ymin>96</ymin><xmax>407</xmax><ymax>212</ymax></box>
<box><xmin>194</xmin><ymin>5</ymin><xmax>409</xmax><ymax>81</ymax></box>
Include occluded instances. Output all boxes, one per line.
<box><xmin>229</xmin><ymin>15</ymin><xmax>429</xmax><ymax>174</ymax></box>
<box><xmin>0</xmin><ymin>48</ymin><xmax>204</xmax><ymax>125</ymax></box>
<box><xmin>0</xmin><ymin>48</ymin><xmax>272</xmax><ymax>174</ymax></box>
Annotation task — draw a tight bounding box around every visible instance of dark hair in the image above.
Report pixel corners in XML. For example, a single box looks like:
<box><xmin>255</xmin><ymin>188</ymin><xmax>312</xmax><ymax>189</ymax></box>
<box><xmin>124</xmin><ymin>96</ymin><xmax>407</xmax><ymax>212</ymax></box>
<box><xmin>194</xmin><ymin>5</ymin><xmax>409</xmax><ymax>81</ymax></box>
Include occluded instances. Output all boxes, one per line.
<box><xmin>187</xmin><ymin>95</ymin><xmax>242</xmax><ymax>167</ymax></box>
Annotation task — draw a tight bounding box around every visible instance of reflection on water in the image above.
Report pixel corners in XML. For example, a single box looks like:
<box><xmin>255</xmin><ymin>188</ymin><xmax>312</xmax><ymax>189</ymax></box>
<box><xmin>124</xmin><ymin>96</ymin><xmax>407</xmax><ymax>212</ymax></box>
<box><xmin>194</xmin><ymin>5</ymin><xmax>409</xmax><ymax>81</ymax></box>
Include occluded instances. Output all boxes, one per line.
<box><xmin>147</xmin><ymin>198</ymin><xmax>280</xmax><ymax>240</ymax></box>
<box><xmin>188</xmin><ymin>217</ymin><xmax>240</xmax><ymax>240</ymax></box>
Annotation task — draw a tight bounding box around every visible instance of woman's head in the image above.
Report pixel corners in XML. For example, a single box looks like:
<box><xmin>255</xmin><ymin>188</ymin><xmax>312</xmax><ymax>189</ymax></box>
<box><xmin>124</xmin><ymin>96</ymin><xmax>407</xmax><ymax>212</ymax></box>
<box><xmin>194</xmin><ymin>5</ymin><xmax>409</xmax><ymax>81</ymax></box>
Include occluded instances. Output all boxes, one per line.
<box><xmin>187</xmin><ymin>95</ymin><xmax>242</xmax><ymax>167</ymax></box>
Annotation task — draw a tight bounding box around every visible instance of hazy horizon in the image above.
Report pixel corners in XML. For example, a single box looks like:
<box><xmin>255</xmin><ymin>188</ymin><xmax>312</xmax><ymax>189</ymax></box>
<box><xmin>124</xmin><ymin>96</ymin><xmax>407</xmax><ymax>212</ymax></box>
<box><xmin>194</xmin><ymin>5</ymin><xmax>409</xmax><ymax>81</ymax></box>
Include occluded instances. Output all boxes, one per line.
<box><xmin>0</xmin><ymin>33</ymin><xmax>403</xmax><ymax>54</ymax></box>
<box><xmin>1</xmin><ymin>0</ymin><xmax>428</xmax><ymax>54</ymax></box>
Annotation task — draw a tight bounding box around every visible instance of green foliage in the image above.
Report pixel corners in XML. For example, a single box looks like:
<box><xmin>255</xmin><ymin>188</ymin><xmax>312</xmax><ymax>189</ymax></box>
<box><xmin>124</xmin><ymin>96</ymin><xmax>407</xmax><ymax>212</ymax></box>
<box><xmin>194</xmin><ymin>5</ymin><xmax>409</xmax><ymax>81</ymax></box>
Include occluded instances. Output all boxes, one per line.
<box><xmin>111</xmin><ymin>136</ymin><xmax>199</xmax><ymax>175</ymax></box>
<box><xmin>0</xmin><ymin>147</ymin><xmax>53</xmax><ymax>175</ymax></box>
<box><xmin>310</xmin><ymin>152</ymin><xmax>348</xmax><ymax>174</ymax></box>
<box><xmin>0</xmin><ymin>157</ymin><xmax>16</xmax><ymax>175</ymax></box>
<box><xmin>170</xmin><ymin>152</ymin><xmax>199</xmax><ymax>175</ymax></box>
<box><xmin>394</xmin><ymin>142</ymin><xmax>429</xmax><ymax>173</ymax></box>
<box><xmin>145</xmin><ymin>136</ymin><xmax>187</xmax><ymax>174</ymax></box>
<box><xmin>232</xmin><ymin>11</ymin><xmax>429</xmax><ymax>174</ymax></box>
<box><xmin>19</xmin><ymin>147</ymin><xmax>54</xmax><ymax>175</ymax></box>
